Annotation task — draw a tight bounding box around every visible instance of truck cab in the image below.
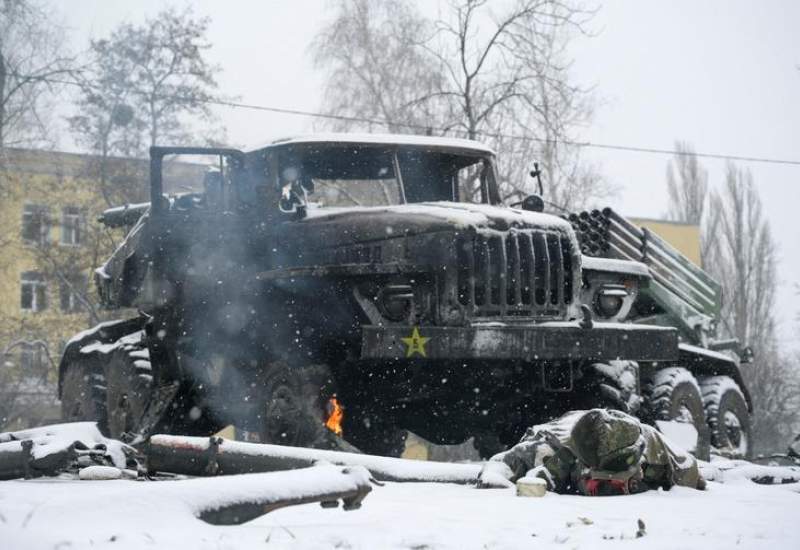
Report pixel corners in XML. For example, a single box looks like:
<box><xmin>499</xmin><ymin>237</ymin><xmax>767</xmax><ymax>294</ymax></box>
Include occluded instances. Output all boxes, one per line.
<box><xmin>64</xmin><ymin>134</ymin><xmax>749</xmax><ymax>460</ymax></box>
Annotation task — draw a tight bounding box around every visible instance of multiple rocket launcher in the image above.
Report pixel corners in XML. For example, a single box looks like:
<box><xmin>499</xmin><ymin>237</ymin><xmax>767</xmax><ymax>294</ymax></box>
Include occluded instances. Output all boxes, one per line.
<box><xmin>566</xmin><ymin>208</ymin><xmax>722</xmax><ymax>345</ymax></box>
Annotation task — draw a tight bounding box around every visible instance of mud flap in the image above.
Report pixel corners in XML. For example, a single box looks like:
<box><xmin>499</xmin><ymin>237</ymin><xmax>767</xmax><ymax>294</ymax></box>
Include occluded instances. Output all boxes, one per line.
<box><xmin>123</xmin><ymin>381</ymin><xmax>181</xmax><ymax>445</ymax></box>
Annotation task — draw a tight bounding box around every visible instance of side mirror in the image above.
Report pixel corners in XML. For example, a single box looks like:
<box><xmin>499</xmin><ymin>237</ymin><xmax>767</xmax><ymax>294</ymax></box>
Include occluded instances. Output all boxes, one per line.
<box><xmin>520</xmin><ymin>194</ymin><xmax>545</xmax><ymax>212</ymax></box>
<box><xmin>279</xmin><ymin>181</ymin><xmax>307</xmax><ymax>219</ymax></box>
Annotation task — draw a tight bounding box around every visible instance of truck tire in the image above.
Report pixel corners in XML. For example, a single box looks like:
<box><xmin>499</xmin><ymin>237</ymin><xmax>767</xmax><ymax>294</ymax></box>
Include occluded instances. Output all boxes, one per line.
<box><xmin>105</xmin><ymin>343</ymin><xmax>154</xmax><ymax>440</ymax></box>
<box><xmin>643</xmin><ymin>367</ymin><xmax>710</xmax><ymax>460</ymax></box>
<box><xmin>700</xmin><ymin>376</ymin><xmax>751</xmax><ymax>459</ymax></box>
<box><xmin>576</xmin><ymin>361</ymin><xmax>642</xmax><ymax>414</ymax></box>
<box><xmin>259</xmin><ymin>362</ymin><xmax>341</xmax><ymax>449</ymax></box>
<box><xmin>60</xmin><ymin>359</ymin><xmax>107</xmax><ymax>430</ymax></box>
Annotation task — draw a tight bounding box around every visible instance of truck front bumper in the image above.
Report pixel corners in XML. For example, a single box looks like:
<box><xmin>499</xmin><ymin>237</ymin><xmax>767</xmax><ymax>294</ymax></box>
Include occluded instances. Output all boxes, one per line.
<box><xmin>361</xmin><ymin>322</ymin><xmax>678</xmax><ymax>362</ymax></box>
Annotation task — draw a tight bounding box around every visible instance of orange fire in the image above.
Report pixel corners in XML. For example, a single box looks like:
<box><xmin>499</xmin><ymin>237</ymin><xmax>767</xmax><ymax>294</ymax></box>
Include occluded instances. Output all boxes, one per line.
<box><xmin>325</xmin><ymin>396</ymin><xmax>344</xmax><ymax>436</ymax></box>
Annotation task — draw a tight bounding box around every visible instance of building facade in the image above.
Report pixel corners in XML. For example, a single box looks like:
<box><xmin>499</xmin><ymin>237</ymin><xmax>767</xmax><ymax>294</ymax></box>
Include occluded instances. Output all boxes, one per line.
<box><xmin>0</xmin><ymin>148</ymin><xmax>153</xmax><ymax>430</ymax></box>
<box><xmin>0</xmin><ymin>147</ymin><xmax>213</xmax><ymax>431</ymax></box>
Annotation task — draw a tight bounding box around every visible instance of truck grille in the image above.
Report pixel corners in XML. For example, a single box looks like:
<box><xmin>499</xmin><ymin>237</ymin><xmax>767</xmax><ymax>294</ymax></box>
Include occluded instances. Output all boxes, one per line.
<box><xmin>455</xmin><ymin>230</ymin><xmax>574</xmax><ymax>319</ymax></box>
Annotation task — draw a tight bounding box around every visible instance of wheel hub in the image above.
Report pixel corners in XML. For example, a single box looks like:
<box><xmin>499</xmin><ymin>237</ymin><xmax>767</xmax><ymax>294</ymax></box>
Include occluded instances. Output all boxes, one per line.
<box><xmin>723</xmin><ymin>410</ymin><xmax>748</xmax><ymax>455</ymax></box>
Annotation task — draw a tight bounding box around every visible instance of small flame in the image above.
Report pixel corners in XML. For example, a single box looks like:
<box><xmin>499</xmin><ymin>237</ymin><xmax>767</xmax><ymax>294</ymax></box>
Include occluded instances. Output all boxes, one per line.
<box><xmin>325</xmin><ymin>396</ymin><xmax>344</xmax><ymax>436</ymax></box>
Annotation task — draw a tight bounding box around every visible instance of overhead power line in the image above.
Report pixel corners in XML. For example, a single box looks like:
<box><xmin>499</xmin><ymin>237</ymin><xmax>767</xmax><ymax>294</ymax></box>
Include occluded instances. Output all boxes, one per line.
<box><xmin>208</xmin><ymin>98</ymin><xmax>800</xmax><ymax>167</ymax></box>
<box><xmin>10</xmin><ymin>72</ymin><xmax>800</xmax><ymax>167</ymax></box>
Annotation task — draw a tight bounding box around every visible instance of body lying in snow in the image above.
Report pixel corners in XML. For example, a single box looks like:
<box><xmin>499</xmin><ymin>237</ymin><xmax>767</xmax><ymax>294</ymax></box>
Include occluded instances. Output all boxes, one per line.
<box><xmin>478</xmin><ymin>409</ymin><xmax>705</xmax><ymax>495</ymax></box>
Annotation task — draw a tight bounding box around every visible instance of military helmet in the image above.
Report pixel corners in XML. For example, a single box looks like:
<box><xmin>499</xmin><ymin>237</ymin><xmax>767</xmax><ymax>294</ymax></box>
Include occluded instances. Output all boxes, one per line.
<box><xmin>571</xmin><ymin>409</ymin><xmax>645</xmax><ymax>478</ymax></box>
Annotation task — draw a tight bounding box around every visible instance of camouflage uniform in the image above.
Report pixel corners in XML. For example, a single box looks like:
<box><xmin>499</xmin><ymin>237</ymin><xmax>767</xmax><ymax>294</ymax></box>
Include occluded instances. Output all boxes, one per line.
<box><xmin>480</xmin><ymin>409</ymin><xmax>705</xmax><ymax>495</ymax></box>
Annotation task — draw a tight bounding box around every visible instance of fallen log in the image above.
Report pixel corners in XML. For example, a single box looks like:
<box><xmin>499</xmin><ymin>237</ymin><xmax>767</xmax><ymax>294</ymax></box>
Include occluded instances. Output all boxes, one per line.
<box><xmin>147</xmin><ymin>434</ymin><xmax>483</xmax><ymax>484</ymax></box>
<box><xmin>187</xmin><ymin>465</ymin><xmax>373</xmax><ymax>525</ymax></box>
<box><xmin>700</xmin><ymin>457</ymin><xmax>800</xmax><ymax>485</ymax></box>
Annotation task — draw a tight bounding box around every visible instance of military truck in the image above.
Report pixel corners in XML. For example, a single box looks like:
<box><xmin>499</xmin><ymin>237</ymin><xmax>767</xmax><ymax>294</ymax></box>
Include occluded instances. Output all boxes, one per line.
<box><xmin>58</xmin><ymin>134</ymin><xmax>751</xmax><ymax>459</ymax></box>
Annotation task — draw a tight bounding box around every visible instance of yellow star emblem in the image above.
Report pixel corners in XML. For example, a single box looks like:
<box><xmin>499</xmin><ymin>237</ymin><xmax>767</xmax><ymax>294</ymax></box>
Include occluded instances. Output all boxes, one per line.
<box><xmin>401</xmin><ymin>327</ymin><xmax>430</xmax><ymax>358</ymax></box>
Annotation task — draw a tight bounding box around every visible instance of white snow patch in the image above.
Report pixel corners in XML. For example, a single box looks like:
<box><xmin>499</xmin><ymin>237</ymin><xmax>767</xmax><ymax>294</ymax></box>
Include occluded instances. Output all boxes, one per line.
<box><xmin>657</xmin><ymin>420</ymin><xmax>699</xmax><ymax>451</ymax></box>
<box><xmin>1</xmin><ymin>471</ymin><xmax>797</xmax><ymax>549</ymax></box>
<box><xmin>79</xmin><ymin>465</ymin><xmax>123</xmax><ymax>480</ymax></box>
<box><xmin>537</xmin><ymin>320</ymin><xmax>676</xmax><ymax>332</ymax></box>
<box><xmin>701</xmin><ymin>456</ymin><xmax>800</xmax><ymax>484</ymax></box>
<box><xmin>65</xmin><ymin>318</ymin><xmax>124</xmax><ymax>348</ymax></box>
<box><xmin>80</xmin><ymin>330</ymin><xmax>143</xmax><ymax>355</ymax></box>
<box><xmin>151</xmin><ymin>435</ymin><xmax>483</xmax><ymax>484</ymax></box>
<box><xmin>679</xmin><ymin>343</ymin><xmax>738</xmax><ymax>364</ymax></box>
<box><xmin>581</xmin><ymin>255</ymin><xmax>651</xmax><ymax>277</ymax></box>
<box><xmin>477</xmin><ymin>461</ymin><xmax>515</xmax><ymax>488</ymax></box>
<box><xmin>0</xmin><ymin>422</ymin><xmax>130</xmax><ymax>467</ymax></box>
<box><xmin>303</xmin><ymin>201</ymin><xmax>572</xmax><ymax>232</ymax></box>
<box><xmin>257</xmin><ymin>132</ymin><xmax>496</xmax><ymax>154</ymax></box>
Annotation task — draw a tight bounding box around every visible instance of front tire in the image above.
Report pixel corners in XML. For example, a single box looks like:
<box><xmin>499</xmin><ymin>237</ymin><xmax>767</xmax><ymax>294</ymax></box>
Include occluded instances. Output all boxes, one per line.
<box><xmin>259</xmin><ymin>362</ymin><xmax>349</xmax><ymax>450</ymax></box>
<box><xmin>643</xmin><ymin>367</ymin><xmax>710</xmax><ymax>460</ymax></box>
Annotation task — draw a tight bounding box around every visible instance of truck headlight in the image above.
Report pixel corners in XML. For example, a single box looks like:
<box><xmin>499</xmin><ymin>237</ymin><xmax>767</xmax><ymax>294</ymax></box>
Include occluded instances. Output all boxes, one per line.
<box><xmin>594</xmin><ymin>285</ymin><xmax>627</xmax><ymax>318</ymax></box>
<box><xmin>378</xmin><ymin>284</ymin><xmax>414</xmax><ymax>321</ymax></box>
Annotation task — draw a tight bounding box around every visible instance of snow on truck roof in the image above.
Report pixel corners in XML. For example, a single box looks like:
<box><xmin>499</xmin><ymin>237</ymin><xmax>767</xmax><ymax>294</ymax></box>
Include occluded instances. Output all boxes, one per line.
<box><xmin>249</xmin><ymin>133</ymin><xmax>495</xmax><ymax>155</ymax></box>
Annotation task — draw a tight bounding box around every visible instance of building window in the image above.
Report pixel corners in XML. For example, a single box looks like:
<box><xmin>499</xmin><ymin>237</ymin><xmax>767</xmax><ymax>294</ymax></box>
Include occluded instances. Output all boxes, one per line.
<box><xmin>19</xmin><ymin>342</ymin><xmax>48</xmax><ymax>380</ymax></box>
<box><xmin>61</xmin><ymin>206</ymin><xmax>82</xmax><ymax>246</ymax></box>
<box><xmin>21</xmin><ymin>204</ymin><xmax>50</xmax><ymax>246</ymax></box>
<box><xmin>59</xmin><ymin>274</ymin><xmax>87</xmax><ymax>313</ymax></box>
<box><xmin>20</xmin><ymin>271</ymin><xmax>47</xmax><ymax>312</ymax></box>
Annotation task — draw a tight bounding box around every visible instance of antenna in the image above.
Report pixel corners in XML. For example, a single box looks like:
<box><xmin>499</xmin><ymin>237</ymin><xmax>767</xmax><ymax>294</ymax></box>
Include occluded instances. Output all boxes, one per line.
<box><xmin>530</xmin><ymin>162</ymin><xmax>544</xmax><ymax>196</ymax></box>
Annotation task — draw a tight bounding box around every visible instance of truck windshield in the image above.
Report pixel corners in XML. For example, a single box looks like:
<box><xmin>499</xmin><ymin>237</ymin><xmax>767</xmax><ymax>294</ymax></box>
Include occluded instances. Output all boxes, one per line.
<box><xmin>280</xmin><ymin>144</ymin><xmax>490</xmax><ymax>208</ymax></box>
<box><xmin>294</xmin><ymin>146</ymin><xmax>402</xmax><ymax>207</ymax></box>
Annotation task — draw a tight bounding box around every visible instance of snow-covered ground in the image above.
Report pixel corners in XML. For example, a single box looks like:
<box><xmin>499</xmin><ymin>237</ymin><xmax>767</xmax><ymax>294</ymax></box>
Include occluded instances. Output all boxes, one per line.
<box><xmin>1</xmin><ymin>472</ymin><xmax>798</xmax><ymax>549</ymax></box>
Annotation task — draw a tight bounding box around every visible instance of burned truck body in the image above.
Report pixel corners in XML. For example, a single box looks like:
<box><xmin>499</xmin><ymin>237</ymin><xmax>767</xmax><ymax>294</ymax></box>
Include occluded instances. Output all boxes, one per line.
<box><xmin>58</xmin><ymin>134</ymin><xmax>751</xmax><ymax>458</ymax></box>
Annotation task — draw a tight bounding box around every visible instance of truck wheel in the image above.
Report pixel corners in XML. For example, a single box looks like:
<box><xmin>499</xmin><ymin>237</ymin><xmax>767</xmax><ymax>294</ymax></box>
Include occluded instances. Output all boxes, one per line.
<box><xmin>105</xmin><ymin>343</ymin><xmax>154</xmax><ymax>440</ymax></box>
<box><xmin>577</xmin><ymin>361</ymin><xmax>642</xmax><ymax>414</ymax></box>
<box><xmin>61</xmin><ymin>359</ymin><xmax>107</xmax><ymax>430</ymax></box>
<box><xmin>643</xmin><ymin>367</ymin><xmax>710</xmax><ymax>460</ymax></box>
<box><xmin>260</xmin><ymin>362</ymin><xmax>339</xmax><ymax>449</ymax></box>
<box><xmin>700</xmin><ymin>376</ymin><xmax>751</xmax><ymax>459</ymax></box>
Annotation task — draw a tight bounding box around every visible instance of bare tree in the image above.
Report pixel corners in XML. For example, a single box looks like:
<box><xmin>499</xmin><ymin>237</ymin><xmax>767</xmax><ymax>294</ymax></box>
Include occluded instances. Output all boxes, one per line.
<box><xmin>708</xmin><ymin>163</ymin><xmax>800</xmax><ymax>453</ymax></box>
<box><xmin>0</xmin><ymin>339</ymin><xmax>58</xmax><ymax>430</ymax></box>
<box><xmin>0</xmin><ymin>0</ymin><xmax>73</xmax><ymax>151</ymax></box>
<box><xmin>69</xmin><ymin>6</ymin><xmax>224</xmax><ymax>156</ymax></box>
<box><xmin>664</xmin><ymin>141</ymin><xmax>718</xmax><ymax>267</ymax></box>
<box><xmin>68</xmin><ymin>6</ymin><xmax>225</xmax><ymax>214</ymax></box>
<box><xmin>713</xmin><ymin>165</ymin><xmax>776</xmax><ymax>347</ymax></box>
<box><xmin>312</xmin><ymin>0</ymin><xmax>609</xmax><ymax>210</ymax></box>
<box><xmin>663</xmin><ymin>152</ymin><xmax>800</xmax><ymax>452</ymax></box>
<box><xmin>666</xmin><ymin>141</ymin><xmax>708</xmax><ymax>224</ymax></box>
<box><xmin>312</xmin><ymin>0</ymin><xmax>449</xmax><ymax>134</ymax></box>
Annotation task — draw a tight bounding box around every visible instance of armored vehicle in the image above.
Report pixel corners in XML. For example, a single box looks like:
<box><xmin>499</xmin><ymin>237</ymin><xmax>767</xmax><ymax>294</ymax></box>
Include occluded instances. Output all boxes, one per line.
<box><xmin>58</xmin><ymin>134</ymin><xmax>752</xmax><ymax>459</ymax></box>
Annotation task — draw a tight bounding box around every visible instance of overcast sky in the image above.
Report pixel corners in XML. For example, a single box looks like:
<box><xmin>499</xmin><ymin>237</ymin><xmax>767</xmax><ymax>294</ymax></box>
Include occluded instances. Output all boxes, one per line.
<box><xmin>52</xmin><ymin>0</ymin><xmax>800</xmax><ymax>346</ymax></box>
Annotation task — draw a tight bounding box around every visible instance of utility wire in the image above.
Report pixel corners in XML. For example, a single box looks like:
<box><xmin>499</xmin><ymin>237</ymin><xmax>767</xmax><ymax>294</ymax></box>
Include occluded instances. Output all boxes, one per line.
<box><xmin>10</xmin><ymin>72</ymin><xmax>800</xmax><ymax>167</ymax></box>
<box><xmin>209</xmin><ymin>98</ymin><xmax>800</xmax><ymax>167</ymax></box>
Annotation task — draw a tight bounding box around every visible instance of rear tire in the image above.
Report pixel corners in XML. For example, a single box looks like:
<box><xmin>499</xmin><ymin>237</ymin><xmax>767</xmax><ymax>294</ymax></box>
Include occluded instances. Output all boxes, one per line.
<box><xmin>700</xmin><ymin>376</ymin><xmax>751</xmax><ymax>459</ymax></box>
<box><xmin>105</xmin><ymin>342</ymin><xmax>154</xmax><ymax>440</ymax></box>
<box><xmin>60</xmin><ymin>359</ymin><xmax>107</xmax><ymax>431</ymax></box>
<box><xmin>643</xmin><ymin>367</ymin><xmax>710</xmax><ymax>460</ymax></box>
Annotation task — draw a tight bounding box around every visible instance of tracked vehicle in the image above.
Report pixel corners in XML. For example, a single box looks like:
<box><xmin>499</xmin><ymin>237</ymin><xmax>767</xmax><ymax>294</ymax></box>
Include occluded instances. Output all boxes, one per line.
<box><xmin>59</xmin><ymin>134</ymin><xmax>752</xmax><ymax>458</ymax></box>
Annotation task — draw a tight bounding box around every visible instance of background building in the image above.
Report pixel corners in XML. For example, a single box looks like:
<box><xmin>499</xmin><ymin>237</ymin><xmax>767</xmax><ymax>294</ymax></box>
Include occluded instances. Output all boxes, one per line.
<box><xmin>0</xmin><ymin>148</ymin><xmax>203</xmax><ymax>430</ymax></box>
